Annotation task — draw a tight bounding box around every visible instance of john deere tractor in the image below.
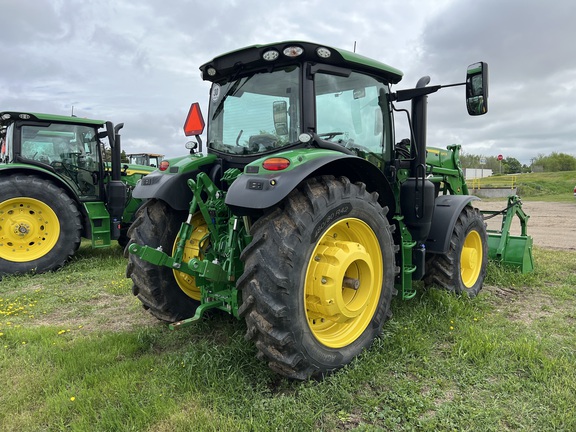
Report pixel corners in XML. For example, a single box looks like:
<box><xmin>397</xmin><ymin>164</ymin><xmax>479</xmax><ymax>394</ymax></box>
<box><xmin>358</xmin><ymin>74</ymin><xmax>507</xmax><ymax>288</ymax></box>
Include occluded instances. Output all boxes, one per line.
<box><xmin>126</xmin><ymin>41</ymin><xmax>530</xmax><ymax>379</ymax></box>
<box><xmin>0</xmin><ymin>111</ymin><xmax>154</xmax><ymax>276</ymax></box>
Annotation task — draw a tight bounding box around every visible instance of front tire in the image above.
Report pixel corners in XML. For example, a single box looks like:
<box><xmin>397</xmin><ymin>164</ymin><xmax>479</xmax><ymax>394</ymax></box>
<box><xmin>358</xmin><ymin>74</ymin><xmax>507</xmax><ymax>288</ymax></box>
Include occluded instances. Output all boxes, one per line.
<box><xmin>126</xmin><ymin>199</ymin><xmax>200</xmax><ymax>322</ymax></box>
<box><xmin>0</xmin><ymin>174</ymin><xmax>81</xmax><ymax>275</ymax></box>
<box><xmin>424</xmin><ymin>205</ymin><xmax>488</xmax><ymax>297</ymax></box>
<box><xmin>238</xmin><ymin>176</ymin><xmax>396</xmax><ymax>380</ymax></box>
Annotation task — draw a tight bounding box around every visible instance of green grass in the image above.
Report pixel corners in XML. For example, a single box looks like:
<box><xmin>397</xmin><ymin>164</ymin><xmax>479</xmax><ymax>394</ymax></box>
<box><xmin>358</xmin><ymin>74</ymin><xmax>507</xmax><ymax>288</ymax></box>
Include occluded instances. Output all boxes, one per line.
<box><xmin>2</xmin><ymin>241</ymin><xmax>576</xmax><ymax>431</ymax></box>
<box><xmin>506</xmin><ymin>170</ymin><xmax>575</xmax><ymax>202</ymax></box>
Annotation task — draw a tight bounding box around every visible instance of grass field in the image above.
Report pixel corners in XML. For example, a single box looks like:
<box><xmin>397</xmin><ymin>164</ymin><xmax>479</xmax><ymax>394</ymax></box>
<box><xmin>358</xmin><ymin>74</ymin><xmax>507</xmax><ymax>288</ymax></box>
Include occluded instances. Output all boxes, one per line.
<box><xmin>2</xmin><ymin>245</ymin><xmax>575</xmax><ymax>431</ymax></box>
<box><xmin>1</xmin><ymin>175</ymin><xmax>575</xmax><ymax>431</ymax></box>
<box><xmin>476</xmin><ymin>170</ymin><xmax>576</xmax><ymax>202</ymax></box>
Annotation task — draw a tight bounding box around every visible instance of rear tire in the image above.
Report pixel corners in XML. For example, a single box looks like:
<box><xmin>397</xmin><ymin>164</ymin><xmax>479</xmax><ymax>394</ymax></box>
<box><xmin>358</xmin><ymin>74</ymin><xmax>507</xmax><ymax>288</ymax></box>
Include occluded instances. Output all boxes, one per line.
<box><xmin>238</xmin><ymin>176</ymin><xmax>396</xmax><ymax>380</ymax></box>
<box><xmin>0</xmin><ymin>174</ymin><xmax>81</xmax><ymax>275</ymax></box>
<box><xmin>424</xmin><ymin>205</ymin><xmax>487</xmax><ymax>297</ymax></box>
<box><xmin>126</xmin><ymin>199</ymin><xmax>200</xmax><ymax>322</ymax></box>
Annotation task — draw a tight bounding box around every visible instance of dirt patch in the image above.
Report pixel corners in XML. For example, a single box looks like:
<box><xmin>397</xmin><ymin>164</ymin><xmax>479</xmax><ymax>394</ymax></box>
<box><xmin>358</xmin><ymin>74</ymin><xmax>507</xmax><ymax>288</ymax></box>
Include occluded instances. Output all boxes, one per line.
<box><xmin>474</xmin><ymin>200</ymin><xmax>576</xmax><ymax>251</ymax></box>
<box><xmin>30</xmin><ymin>294</ymin><xmax>161</xmax><ymax>333</ymax></box>
<box><xmin>483</xmin><ymin>285</ymin><xmax>556</xmax><ymax>325</ymax></box>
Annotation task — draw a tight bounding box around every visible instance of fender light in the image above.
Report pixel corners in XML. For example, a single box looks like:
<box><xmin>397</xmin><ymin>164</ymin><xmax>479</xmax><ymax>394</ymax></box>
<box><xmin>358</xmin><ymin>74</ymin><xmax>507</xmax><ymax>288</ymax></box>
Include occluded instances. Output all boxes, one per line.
<box><xmin>159</xmin><ymin>160</ymin><xmax>170</xmax><ymax>171</ymax></box>
<box><xmin>262</xmin><ymin>157</ymin><xmax>290</xmax><ymax>171</ymax></box>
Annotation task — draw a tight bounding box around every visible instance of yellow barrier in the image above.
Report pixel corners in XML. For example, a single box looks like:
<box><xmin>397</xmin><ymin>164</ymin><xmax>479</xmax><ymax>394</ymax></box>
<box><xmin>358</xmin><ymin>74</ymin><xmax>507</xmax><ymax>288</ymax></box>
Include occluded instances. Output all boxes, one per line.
<box><xmin>470</xmin><ymin>175</ymin><xmax>517</xmax><ymax>190</ymax></box>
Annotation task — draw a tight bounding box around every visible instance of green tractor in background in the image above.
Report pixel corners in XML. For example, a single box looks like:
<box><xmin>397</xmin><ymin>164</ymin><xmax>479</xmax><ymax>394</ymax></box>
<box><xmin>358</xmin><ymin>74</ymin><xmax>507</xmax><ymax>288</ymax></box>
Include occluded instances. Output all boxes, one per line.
<box><xmin>127</xmin><ymin>153</ymin><xmax>164</xmax><ymax>168</ymax></box>
<box><xmin>0</xmin><ymin>111</ymin><xmax>154</xmax><ymax>276</ymax></box>
<box><xmin>126</xmin><ymin>41</ymin><xmax>533</xmax><ymax>379</ymax></box>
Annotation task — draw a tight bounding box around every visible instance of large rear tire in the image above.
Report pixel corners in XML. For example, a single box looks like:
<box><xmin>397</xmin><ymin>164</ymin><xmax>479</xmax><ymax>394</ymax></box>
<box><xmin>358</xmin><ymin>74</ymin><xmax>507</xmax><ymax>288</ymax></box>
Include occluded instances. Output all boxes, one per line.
<box><xmin>424</xmin><ymin>205</ymin><xmax>488</xmax><ymax>297</ymax></box>
<box><xmin>0</xmin><ymin>174</ymin><xmax>81</xmax><ymax>275</ymax></box>
<box><xmin>238</xmin><ymin>176</ymin><xmax>396</xmax><ymax>380</ymax></box>
<box><xmin>126</xmin><ymin>199</ymin><xmax>200</xmax><ymax>322</ymax></box>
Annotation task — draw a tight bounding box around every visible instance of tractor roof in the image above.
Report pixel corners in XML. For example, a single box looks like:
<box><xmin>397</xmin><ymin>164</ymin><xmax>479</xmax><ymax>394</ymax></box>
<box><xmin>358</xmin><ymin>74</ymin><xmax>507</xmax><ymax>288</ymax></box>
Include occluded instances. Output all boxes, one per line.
<box><xmin>0</xmin><ymin>111</ymin><xmax>106</xmax><ymax>126</ymax></box>
<box><xmin>199</xmin><ymin>41</ymin><xmax>404</xmax><ymax>85</ymax></box>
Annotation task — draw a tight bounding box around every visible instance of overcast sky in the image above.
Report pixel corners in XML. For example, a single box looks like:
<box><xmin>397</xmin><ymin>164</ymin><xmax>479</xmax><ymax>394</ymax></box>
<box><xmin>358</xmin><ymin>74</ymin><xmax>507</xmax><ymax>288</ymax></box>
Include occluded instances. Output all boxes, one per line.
<box><xmin>1</xmin><ymin>0</ymin><xmax>575</xmax><ymax>165</ymax></box>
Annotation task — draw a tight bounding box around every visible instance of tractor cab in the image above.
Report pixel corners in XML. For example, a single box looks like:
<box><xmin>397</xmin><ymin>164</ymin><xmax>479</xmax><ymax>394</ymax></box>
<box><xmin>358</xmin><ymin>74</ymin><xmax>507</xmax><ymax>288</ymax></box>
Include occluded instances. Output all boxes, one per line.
<box><xmin>1</xmin><ymin>112</ymin><xmax>107</xmax><ymax>198</ymax></box>
<box><xmin>184</xmin><ymin>42</ymin><xmax>402</xmax><ymax>175</ymax></box>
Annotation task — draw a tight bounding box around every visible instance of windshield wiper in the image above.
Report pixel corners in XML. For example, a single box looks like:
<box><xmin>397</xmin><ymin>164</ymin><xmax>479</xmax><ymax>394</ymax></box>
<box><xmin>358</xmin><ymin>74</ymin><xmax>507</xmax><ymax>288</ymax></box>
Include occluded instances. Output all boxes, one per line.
<box><xmin>211</xmin><ymin>76</ymin><xmax>253</xmax><ymax>121</ymax></box>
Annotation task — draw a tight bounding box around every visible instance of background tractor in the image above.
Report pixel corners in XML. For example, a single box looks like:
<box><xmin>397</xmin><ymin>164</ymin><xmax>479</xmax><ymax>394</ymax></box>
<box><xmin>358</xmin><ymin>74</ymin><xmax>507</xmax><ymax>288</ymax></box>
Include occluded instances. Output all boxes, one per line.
<box><xmin>127</xmin><ymin>153</ymin><xmax>164</xmax><ymax>168</ymax></box>
<box><xmin>126</xmin><ymin>41</ymin><xmax>532</xmax><ymax>379</ymax></box>
<box><xmin>0</xmin><ymin>111</ymin><xmax>154</xmax><ymax>276</ymax></box>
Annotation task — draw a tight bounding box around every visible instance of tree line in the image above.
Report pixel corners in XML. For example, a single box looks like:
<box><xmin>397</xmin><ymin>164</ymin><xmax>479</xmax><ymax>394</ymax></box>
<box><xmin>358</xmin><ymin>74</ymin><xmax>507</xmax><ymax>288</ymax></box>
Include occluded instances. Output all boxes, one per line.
<box><xmin>458</xmin><ymin>151</ymin><xmax>576</xmax><ymax>174</ymax></box>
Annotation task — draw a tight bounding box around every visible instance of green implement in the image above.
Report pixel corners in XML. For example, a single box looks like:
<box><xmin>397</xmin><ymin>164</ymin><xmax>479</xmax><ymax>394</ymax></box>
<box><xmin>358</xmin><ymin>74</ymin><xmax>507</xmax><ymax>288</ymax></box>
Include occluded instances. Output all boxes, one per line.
<box><xmin>483</xmin><ymin>195</ymin><xmax>534</xmax><ymax>273</ymax></box>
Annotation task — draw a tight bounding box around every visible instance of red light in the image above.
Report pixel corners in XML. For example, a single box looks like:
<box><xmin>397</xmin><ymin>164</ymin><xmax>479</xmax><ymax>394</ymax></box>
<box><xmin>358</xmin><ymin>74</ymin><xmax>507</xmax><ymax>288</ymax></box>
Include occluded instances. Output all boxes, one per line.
<box><xmin>159</xmin><ymin>160</ymin><xmax>170</xmax><ymax>171</ymax></box>
<box><xmin>262</xmin><ymin>157</ymin><xmax>290</xmax><ymax>171</ymax></box>
<box><xmin>183</xmin><ymin>102</ymin><xmax>205</xmax><ymax>136</ymax></box>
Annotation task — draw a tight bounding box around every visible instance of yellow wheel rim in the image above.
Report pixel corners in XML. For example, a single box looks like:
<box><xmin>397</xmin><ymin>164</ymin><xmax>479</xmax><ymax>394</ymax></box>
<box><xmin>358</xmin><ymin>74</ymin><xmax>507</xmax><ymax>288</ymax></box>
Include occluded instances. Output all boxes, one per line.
<box><xmin>460</xmin><ymin>229</ymin><xmax>483</xmax><ymax>288</ymax></box>
<box><xmin>304</xmin><ymin>217</ymin><xmax>383</xmax><ymax>348</ymax></box>
<box><xmin>0</xmin><ymin>197</ymin><xmax>61</xmax><ymax>262</ymax></box>
<box><xmin>172</xmin><ymin>213</ymin><xmax>208</xmax><ymax>301</ymax></box>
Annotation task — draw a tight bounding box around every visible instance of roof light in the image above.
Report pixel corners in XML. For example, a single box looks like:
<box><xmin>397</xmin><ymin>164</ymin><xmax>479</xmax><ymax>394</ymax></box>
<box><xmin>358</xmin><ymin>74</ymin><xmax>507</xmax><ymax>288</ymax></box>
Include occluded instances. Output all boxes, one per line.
<box><xmin>262</xmin><ymin>49</ymin><xmax>279</xmax><ymax>61</ymax></box>
<box><xmin>262</xmin><ymin>157</ymin><xmax>290</xmax><ymax>171</ymax></box>
<box><xmin>1</xmin><ymin>113</ymin><xmax>11</xmax><ymax>120</ymax></box>
<box><xmin>19</xmin><ymin>114</ymin><xmax>30</xmax><ymax>120</ymax></box>
<box><xmin>206</xmin><ymin>67</ymin><xmax>217</xmax><ymax>76</ymax></box>
<box><xmin>183</xmin><ymin>102</ymin><xmax>205</xmax><ymax>136</ymax></box>
<box><xmin>283</xmin><ymin>46</ymin><xmax>303</xmax><ymax>57</ymax></box>
<box><xmin>159</xmin><ymin>160</ymin><xmax>170</xmax><ymax>171</ymax></box>
<box><xmin>316</xmin><ymin>47</ymin><xmax>331</xmax><ymax>58</ymax></box>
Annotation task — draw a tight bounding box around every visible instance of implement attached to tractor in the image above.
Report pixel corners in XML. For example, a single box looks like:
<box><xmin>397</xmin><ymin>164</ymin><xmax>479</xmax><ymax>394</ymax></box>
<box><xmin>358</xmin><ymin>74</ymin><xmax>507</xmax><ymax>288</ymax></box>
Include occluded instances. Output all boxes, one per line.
<box><xmin>482</xmin><ymin>195</ymin><xmax>534</xmax><ymax>273</ymax></box>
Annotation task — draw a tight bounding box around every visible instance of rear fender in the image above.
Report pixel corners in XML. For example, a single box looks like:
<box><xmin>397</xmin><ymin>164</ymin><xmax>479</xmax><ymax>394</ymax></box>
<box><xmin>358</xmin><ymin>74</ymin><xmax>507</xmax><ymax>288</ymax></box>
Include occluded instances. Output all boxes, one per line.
<box><xmin>225</xmin><ymin>149</ymin><xmax>396</xmax><ymax>216</ymax></box>
<box><xmin>425</xmin><ymin>194</ymin><xmax>480</xmax><ymax>254</ymax></box>
<box><xmin>132</xmin><ymin>154</ymin><xmax>217</xmax><ymax>211</ymax></box>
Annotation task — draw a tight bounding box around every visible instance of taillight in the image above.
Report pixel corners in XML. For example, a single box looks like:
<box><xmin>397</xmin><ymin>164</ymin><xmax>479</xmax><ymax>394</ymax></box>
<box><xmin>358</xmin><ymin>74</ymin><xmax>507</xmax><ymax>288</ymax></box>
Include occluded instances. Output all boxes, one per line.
<box><xmin>262</xmin><ymin>157</ymin><xmax>290</xmax><ymax>171</ymax></box>
<box><xmin>159</xmin><ymin>160</ymin><xmax>170</xmax><ymax>171</ymax></box>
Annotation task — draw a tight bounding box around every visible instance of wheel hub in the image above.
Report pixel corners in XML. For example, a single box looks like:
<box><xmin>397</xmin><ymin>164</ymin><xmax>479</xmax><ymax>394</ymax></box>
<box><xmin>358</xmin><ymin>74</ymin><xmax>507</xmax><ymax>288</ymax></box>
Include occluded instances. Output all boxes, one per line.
<box><xmin>304</xmin><ymin>217</ymin><xmax>383</xmax><ymax>348</ymax></box>
<box><xmin>14</xmin><ymin>222</ymin><xmax>31</xmax><ymax>236</ymax></box>
<box><xmin>461</xmin><ymin>246</ymin><xmax>478</xmax><ymax>270</ymax></box>
<box><xmin>460</xmin><ymin>230</ymin><xmax>483</xmax><ymax>288</ymax></box>
<box><xmin>0</xmin><ymin>197</ymin><xmax>60</xmax><ymax>262</ymax></box>
<box><xmin>307</xmin><ymin>239</ymin><xmax>374</xmax><ymax>323</ymax></box>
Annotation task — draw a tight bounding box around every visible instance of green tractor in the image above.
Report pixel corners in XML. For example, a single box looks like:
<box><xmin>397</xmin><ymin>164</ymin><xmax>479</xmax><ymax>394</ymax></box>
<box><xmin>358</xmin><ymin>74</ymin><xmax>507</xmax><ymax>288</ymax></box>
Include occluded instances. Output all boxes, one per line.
<box><xmin>127</xmin><ymin>153</ymin><xmax>164</xmax><ymax>168</ymax></box>
<box><xmin>126</xmin><ymin>41</ymin><xmax>532</xmax><ymax>379</ymax></box>
<box><xmin>0</xmin><ymin>111</ymin><xmax>154</xmax><ymax>276</ymax></box>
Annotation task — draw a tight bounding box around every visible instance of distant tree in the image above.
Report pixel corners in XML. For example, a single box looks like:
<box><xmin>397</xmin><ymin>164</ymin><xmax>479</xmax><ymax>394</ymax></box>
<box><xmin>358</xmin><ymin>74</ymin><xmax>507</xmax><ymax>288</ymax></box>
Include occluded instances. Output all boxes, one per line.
<box><xmin>532</xmin><ymin>152</ymin><xmax>576</xmax><ymax>172</ymax></box>
<box><xmin>103</xmin><ymin>146</ymin><xmax>112</xmax><ymax>162</ymax></box>
<box><xmin>502</xmin><ymin>157</ymin><xmax>522</xmax><ymax>174</ymax></box>
<box><xmin>102</xmin><ymin>147</ymin><xmax>128</xmax><ymax>163</ymax></box>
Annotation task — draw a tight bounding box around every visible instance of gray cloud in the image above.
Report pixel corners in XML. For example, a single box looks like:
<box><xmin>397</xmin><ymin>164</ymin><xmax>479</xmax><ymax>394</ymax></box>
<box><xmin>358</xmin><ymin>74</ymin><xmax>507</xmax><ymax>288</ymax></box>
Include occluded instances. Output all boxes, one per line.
<box><xmin>1</xmin><ymin>0</ymin><xmax>574</xmax><ymax>164</ymax></box>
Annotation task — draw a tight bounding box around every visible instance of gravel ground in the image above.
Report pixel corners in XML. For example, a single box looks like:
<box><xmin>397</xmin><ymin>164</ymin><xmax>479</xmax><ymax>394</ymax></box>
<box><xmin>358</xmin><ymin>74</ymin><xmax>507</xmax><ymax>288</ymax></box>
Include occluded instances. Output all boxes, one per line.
<box><xmin>475</xmin><ymin>200</ymin><xmax>576</xmax><ymax>251</ymax></box>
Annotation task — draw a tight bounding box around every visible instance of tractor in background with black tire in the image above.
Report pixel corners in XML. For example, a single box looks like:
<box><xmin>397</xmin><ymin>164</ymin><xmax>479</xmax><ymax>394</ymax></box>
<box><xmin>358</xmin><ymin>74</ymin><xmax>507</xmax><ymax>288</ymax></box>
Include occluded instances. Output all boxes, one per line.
<box><xmin>0</xmin><ymin>111</ymin><xmax>154</xmax><ymax>276</ymax></box>
<box><xmin>126</xmin><ymin>41</ymin><xmax>528</xmax><ymax>380</ymax></box>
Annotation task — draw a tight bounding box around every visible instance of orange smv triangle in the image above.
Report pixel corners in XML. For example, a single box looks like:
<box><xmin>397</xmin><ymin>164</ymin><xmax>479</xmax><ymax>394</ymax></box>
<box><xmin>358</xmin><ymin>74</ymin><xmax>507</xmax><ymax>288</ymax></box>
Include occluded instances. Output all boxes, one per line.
<box><xmin>183</xmin><ymin>103</ymin><xmax>205</xmax><ymax>136</ymax></box>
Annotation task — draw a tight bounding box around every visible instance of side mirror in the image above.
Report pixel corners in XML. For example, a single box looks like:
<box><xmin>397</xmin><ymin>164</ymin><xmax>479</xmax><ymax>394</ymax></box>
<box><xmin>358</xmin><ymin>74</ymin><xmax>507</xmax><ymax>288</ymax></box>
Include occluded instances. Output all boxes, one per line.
<box><xmin>273</xmin><ymin>101</ymin><xmax>288</xmax><ymax>135</ymax></box>
<box><xmin>466</xmin><ymin>62</ymin><xmax>488</xmax><ymax>116</ymax></box>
